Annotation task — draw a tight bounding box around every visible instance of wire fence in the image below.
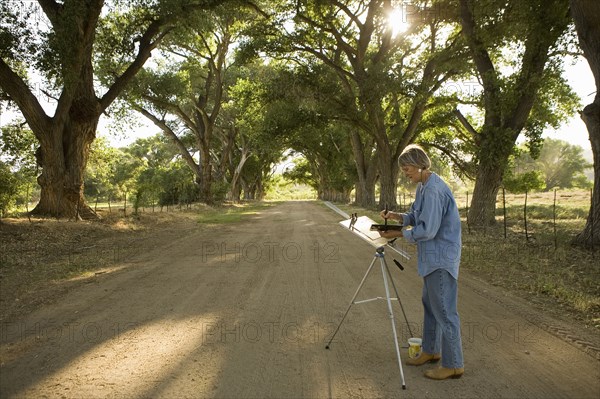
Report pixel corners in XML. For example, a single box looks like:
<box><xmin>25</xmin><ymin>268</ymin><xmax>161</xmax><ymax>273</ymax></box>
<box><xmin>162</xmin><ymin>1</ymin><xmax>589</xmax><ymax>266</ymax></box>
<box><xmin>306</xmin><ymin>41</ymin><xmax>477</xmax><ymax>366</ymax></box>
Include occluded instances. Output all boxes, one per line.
<box><xmin>397</xmin><ymin>188</ymin><xmax>593</xmax><ymax>250</ymax></box>
<box><xmin>11</xmin><ymin>188</ymin><xmax>594</xmax><ymax>253</ymax></box>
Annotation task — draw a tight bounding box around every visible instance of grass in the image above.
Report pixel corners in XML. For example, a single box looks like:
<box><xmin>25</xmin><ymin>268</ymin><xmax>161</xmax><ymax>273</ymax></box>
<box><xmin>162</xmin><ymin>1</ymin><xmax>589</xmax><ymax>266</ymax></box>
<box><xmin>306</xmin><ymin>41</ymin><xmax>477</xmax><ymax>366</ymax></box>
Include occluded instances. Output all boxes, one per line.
<box><xmin>460</xmin><ymin>228</ymin><xmax>599</xmax><ymax>322</ymax></box>
<box><xmin>196</xmin><ymin>201</ymin><xmax>278</xmax><ymax>224</ymax></box>
<box><xmin>264</xmin><ymin>178</ymin><xmax>317</xmax><ymax>200</ymax></box>
<box><xmin>0</xmin><ymin>214</ymin><xmax>146</xmax><ymax>322</ymax></box>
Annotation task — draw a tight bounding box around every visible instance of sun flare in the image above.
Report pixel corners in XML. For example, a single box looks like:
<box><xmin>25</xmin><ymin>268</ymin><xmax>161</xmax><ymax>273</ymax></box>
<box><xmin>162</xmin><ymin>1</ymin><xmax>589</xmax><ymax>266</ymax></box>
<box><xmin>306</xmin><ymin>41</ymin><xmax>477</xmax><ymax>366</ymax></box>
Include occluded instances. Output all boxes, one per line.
<box><xmin>388</xmin><ymin>9</ymin><xmax>410</xmax><ymax>37</ymax></box>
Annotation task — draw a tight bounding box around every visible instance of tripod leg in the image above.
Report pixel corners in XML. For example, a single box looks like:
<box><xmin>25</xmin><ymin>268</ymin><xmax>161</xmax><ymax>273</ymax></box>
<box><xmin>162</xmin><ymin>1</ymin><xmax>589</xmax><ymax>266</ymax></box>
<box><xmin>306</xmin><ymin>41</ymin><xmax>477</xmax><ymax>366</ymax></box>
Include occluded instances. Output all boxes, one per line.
<box><xmin>380</xmin><ymin>257</ymin><xmax>407</xmax><ymax>390</ymax></box>
<box><xmin>325</xmin><ymin>255</ymin><xmax>378</xmax><ymax>349</ymax></box>
<box><xmin>383</xmin><ymin>261</ymin><xmax>414</xmax><ymax>338</ymax></box>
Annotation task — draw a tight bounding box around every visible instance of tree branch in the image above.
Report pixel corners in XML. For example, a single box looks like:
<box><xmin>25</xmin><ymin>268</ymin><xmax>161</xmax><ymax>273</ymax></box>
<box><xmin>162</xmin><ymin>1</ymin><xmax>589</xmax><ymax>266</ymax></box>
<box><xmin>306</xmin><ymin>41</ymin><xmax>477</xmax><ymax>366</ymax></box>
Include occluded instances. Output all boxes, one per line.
<box><xmin>100</xmin><ymin>19</ymin><xmax>172</xmax><ymax>111</ymax></box>
<box><xmin>422</xmin><ymin>141</ymin><xmax>476</xmax><ymax>180</ymax></box>
<box><xmin>36</xmin><ymin>0</ymin><xmax>62</xmax><ymax>25</ymax></box>
<box><xmin>459</xmin><ymin>0</ymin><xmax>502</xmax><ymax>126</ymax></box>
<box><xmin>140</xmin><ymin>94</ymin><xmax>197</xmax><ymax>132</ymax></box>
<box><xmin>133</xmin><ymin>105</ymin><xmax>200</xmax><ymax>177</ymax></box>
<box><xmin>506</xmin><ymin>0</ymin><xmax>570</xmax><ymax>136</ymax></box>
<box><xmin>453</xmin><ymin>108</ymin><xmax>480</xmax><ymax>140</ymax></box>
<box><xmin>0</xmin><ymin>59</ymin><xmax>51</xmax><ymax>139</ymax></box>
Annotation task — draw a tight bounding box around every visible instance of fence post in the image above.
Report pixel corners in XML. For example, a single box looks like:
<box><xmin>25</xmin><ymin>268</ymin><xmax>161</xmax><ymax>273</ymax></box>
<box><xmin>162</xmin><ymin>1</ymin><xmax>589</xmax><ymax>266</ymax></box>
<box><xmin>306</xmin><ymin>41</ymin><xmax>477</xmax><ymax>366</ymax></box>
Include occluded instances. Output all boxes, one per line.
<box><xmin>466</xmin><ymin>191</ymin><xmax>470</xmax><ymax>234</ymax></box>
<box><xmin>524</xmin><ymin>190</ymin><xmax>529</xmax><ymax>241</ymax></box>
<box><xmin>75</xmin><ymin>195</ymin><xmax>81</xmax><ymax>222</ymax></box>
<box><xmin>26</xmin><ymin>183</ymin><xmax>32</xmax><ymax>223</ymax></box>
<box><xmin>502</xmin><ymin>187</ymin><xmax>507</xmax><ymax>239</ymax></box>
<box><xmin>591</xmin><ymin>188</ymin><xmax>595</xmax><ymax>253</ymax></box>
<box><xmin>553</xmin><ymin>189</ymin><xmax>557</xmax><ymax>250</ymax></box>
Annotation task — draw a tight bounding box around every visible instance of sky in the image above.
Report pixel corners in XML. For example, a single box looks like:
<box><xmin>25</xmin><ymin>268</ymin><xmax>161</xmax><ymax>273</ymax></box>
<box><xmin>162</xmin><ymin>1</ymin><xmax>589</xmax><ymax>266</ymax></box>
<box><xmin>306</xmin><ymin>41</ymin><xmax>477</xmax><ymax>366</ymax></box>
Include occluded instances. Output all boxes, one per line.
<box><xmin>542</xmin><ymin>56</ymin><xmax>595</xmax><ymax>153</ymax></box>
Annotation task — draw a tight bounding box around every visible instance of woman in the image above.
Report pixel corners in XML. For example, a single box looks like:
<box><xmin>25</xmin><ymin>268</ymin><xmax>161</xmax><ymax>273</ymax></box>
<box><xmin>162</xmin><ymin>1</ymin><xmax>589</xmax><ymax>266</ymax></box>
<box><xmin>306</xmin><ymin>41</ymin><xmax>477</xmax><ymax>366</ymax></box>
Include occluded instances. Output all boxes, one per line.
<box><xmin>379</xmin><ymin>144</ymin><xmax>464</xmax><ymax>380</ymax></box>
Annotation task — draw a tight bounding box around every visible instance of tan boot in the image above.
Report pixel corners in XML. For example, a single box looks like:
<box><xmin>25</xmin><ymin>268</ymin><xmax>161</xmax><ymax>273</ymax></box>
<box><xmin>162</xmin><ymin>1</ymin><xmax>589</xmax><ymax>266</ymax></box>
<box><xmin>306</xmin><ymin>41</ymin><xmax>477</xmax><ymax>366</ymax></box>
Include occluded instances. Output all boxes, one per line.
<box><xmin>405</xmin><ymin>352</ymin><xmax>441</xmax><ymax>366</ymax></box>
<box><xmin>424</xmin><ymin>367</ymin><xmax>464</xmax><ymax>380</ymax></box>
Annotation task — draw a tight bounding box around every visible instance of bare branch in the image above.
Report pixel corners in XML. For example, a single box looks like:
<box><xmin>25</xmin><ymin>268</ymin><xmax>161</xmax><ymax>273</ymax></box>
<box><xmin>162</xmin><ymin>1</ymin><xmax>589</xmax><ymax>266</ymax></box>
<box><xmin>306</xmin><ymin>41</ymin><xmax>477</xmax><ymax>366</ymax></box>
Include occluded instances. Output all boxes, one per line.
<box><xmin>133</xmin><ymin>104</ymin><xmax>200</xmax><ymax>177</ymax></box>
<box><xmin>100</xmin><ymin>20</ymin><xmax>173</xmax><ymax>111</ymax></box>
<box><xmin>422</xmin><ymin>141</ymin><xmax>476</xmax><ymax>180</ymax></box>
<box><xmin>36</xmin><ymin>0</ymin><xmax>63</xmax><ymax>25</ymax></box>
<box><xmin>453</xmin><ymin>108</ymin><xmax>479</xmax><ymax>139</ymax></box>
<box><xmin>0</xmin><ymin>59</ymin><xmax>51</xmax><ymax>138</ymax></box>
<box><xmin>140</xmin><ymin>94</ymin><xmax>196</xmax><ymax>132</ymax></box>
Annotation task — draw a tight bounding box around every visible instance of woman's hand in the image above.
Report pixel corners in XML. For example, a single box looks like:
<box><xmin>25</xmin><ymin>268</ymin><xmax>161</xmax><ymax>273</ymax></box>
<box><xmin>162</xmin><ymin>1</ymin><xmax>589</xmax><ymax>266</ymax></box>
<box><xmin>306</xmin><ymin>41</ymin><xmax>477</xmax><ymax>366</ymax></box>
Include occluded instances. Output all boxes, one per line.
<box><xmin>380</xmin><ymin>209</ymin><xmax>394</xmax><ymax>221</ymax></box>
<box><xmin>380</xmin><ymin>210</ymin><xmax>402</xmax><ymax>223</ymax></box>
<box><xmin>378</xmin><ymin>210</ymin><xmax>403</xmax><ymax>239</ymax></box>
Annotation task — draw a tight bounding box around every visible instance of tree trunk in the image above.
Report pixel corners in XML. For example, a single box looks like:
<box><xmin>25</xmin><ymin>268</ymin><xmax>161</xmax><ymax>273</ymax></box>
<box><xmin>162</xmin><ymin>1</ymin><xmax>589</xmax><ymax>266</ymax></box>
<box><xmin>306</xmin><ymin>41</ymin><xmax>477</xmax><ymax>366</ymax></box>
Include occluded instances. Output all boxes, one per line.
<box><xmin>570</xmin><ymin>0</ymin><xmax>600</xmax><ymax>248</ymax></box>
<box><xmin>239</xmin><ymin>179</ymin><xmax>249</xmax><ymax>200</ymax></box>
<box><xmin>352</xmin><ymin>164</ymin><xmax>377</xmax><ymax>207</ymax></box>
<box><xmin>198</xmin><ymin>145</ymin><xmax>213</xmax><ymax>204</ymax></box>
<box><xmin>349</xmin><ymin>130</ymin><xmax>377</xmax><ymax>207</ymax></box>
<box><xmin>229</xmin><ymin>146</ymin><xmax>249</xmax><ymax>203</ymax></box>
<box><xmin>354</xmin><ymin>176</ymin><xmax>376</xmax><ymax>207</ymax></box>
<box><xmin>466</xmin><ymin>126</ymin><xmax>513</xmax><ymax>226</ymax></box>
<box><xmin>377</xmin><ymin>148</ymin><xmax>399</xmax><ymax>209</ymax></box>
<box><xmin>255</xmin><ymin>178</ymin><xmax>265</xmax><ymax>201</ymax></box>
<box><xmin>468</xmin><ymin>163</ymin><xmax>503</xmax><ymax>226</ymax></box>
<box><xmin>32</xmin><ymin>116</ymin><xmax>98</xmax><ymax>220</ymax></box>
<box><xmin>573</xmin><ymin>101</ymin><xmax>600</xmax><ymax>247</ymax></box>
<box><xmin>320</xmin><ymin>188</ymin><xmax>350</xmax><ymax>203</ymax></box>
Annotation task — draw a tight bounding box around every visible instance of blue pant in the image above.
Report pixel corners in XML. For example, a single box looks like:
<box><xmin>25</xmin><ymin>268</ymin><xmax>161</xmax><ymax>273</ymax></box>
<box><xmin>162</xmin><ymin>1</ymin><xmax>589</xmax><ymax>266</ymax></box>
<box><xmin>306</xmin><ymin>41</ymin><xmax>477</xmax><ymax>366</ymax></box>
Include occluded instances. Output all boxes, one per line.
<box><xmin>421</xmin><ymin>269</ymin><xmax>464</xmax><ymax>368</ymax></box>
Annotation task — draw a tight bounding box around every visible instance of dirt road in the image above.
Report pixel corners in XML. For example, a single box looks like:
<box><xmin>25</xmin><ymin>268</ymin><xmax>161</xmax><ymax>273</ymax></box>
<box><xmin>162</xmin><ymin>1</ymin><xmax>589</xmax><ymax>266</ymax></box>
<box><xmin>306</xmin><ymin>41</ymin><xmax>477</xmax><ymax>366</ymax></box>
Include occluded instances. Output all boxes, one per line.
<box><xmin>1</xmin><ymin>201</ymin><xmax>599</xmax><ymax>398</ymax></box>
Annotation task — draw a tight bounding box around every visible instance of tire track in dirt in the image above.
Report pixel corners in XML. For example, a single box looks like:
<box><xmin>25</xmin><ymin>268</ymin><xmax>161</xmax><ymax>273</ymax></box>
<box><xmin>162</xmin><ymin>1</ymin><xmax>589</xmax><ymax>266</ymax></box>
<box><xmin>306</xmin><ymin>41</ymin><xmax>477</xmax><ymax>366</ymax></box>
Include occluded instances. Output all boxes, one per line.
<box><xmin>461</xmin><ymin>275</ymin><xmax>600</xmax><ymax>360</ymax></box>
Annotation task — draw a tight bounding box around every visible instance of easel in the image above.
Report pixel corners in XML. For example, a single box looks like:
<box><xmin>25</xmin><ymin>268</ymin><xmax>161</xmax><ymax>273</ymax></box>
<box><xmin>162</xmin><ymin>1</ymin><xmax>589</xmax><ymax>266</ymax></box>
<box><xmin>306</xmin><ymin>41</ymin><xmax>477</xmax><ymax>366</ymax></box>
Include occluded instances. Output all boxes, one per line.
<box><xmin>326</xmin><ymin>213</ymin><xmax>414</xmax><ymax>390</ymax></box>
<box><xmin>325</xmin><ymin>244</ymin><xmax>413</xmax><ymax>389</ymax></box>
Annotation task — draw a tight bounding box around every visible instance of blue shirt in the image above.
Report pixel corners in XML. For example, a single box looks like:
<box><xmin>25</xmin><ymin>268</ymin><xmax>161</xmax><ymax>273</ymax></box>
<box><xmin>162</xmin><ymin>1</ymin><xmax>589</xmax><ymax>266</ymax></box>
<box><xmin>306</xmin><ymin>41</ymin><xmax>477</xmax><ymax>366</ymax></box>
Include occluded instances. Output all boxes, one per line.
<box><xmin>401</xmin><ymin>173</ymin><xmax>462</xmax><ymax>279</ymax></box>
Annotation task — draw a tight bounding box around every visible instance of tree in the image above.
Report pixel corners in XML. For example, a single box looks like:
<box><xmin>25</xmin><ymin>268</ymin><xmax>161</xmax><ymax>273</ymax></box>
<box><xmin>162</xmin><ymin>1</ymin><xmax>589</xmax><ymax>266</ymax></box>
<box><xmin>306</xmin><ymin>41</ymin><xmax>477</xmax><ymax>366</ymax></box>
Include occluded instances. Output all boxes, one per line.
<box><xmin>111</xmin><ymin>150</ymin><xmax>144</xmax><ymax>213</ymax></box>
<box><xmin>570</xmin><ymin>0</ymin><xmax>600</xmax><ymax>248</ymax></box>
<box><xmin>253</xmin><ymin>0</ymin><xmax>467</xmax><ymax>208</ymax></box>
<box><xmin>457</xmin><ymin>0</ymin><xmax>576</xmax><ymax>225</ymax></box>
<box><xmin>84</xmin><ymin>137</ymin><xmax>124</xmax><ymax>208</ymax></box>
<box><xmin>225</xmin><ymin>64</ymin><xmax>289</xmax><ymax>201</ymax></box>
<box><xmin>503</xmin><ymin>170</ymin><xmax>546</xmax><ymax>194</ymax></box>
<box><xmin>279</xmin><ymin>123</ymin><xmax>356</xmax><ymax>202</ymax></box>
<box><xmin>505</xmin><ymin>138</ymin><xmax>591</xmax><ymax>191</ymax></box>
<box><xmin>0</xmin><ymin>161</ymin><xmax>20</xmax><ymax>219</ymax></box>
<box><xmin>0</xmin><ymin>121</ymin><xmax>39</xmax><ymax>214</ymax></box>
<box><xmin>536</xmin><ymin>138</ymin><xmax>592</xmax><ymax>190</ymax></box>
<box><xmin>127</xmin><ymin>5</ymin><xmax>259</xmax><ymax>204</ymax></box>
<box><xmin>0</xmin><ymin>0</ymin><xmax>228</xmax><ymax>219</ymax></box>
<box><xmin>125</xmin><ymin>134</ymin><xmax>191</xmax><ymax>209</ymax></box>
<box><xmin>267</xmin><ymin>67</ymin><xmax>356</xmax><ymax>202</ymax></box>
<box><xmin>156</xmin><ymin>160</ymin><xmax>199</xmax><ymax>207</ymax></box>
